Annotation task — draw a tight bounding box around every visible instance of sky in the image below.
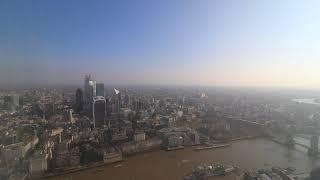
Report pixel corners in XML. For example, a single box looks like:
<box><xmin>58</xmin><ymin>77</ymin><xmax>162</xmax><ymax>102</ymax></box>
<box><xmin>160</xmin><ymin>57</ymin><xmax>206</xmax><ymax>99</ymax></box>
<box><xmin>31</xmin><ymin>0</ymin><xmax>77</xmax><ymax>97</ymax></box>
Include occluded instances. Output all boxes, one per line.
<box><xmin>1</xmin><ymin>0</ymin><xmax>320</xmax><ymax>88</ymax></box>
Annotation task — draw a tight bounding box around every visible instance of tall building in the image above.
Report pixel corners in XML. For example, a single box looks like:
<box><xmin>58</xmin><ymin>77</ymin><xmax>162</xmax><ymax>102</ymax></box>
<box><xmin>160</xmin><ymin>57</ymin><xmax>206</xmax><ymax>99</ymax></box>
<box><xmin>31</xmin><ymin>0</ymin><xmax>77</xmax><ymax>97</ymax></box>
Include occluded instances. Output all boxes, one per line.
<box><xmin>115</xmin><ymin>89</ymin><xmax>121</xmax><ymax>113</ymax></box>
<box><xmin>105</xmin><ymin>97</ymin><xmax>112</xmax><ymax>116</ymax></box>
<box><xmin>93</xmin><ymin>96</ymin><xmax>106</xmax><ymax>128</ymax></box>
<box><xmin>96</xmin><ymin>83</ymin><xmax>105</xmax><ymax>97</ymax></box>
<box><xmin>84</xmin><ymin>74</ymin><xmax>96</xmax><ymax>112</ymax></box>
<box><xmin>84</xmin><ymin>74</ymin><xmax>91</xmax><ymax>107</ymax></box>
<box><xmin>110</xmin><ymin>89</ymin><xmax>122</xmax><ymax>130</ymax></box>
<box><xmin>75</xmin><ymin>88</ymin><xmax>83</xmax><ymax>113</ymax></box>
<box><xmin>4</xmin><ymin>95</ymin><xmax>19</xmax><ymax>112</ymax></box>
<box><xmin>89</xmin><ymin>80</ymin><xmax>96</xmax><ymax>98</ymax></box>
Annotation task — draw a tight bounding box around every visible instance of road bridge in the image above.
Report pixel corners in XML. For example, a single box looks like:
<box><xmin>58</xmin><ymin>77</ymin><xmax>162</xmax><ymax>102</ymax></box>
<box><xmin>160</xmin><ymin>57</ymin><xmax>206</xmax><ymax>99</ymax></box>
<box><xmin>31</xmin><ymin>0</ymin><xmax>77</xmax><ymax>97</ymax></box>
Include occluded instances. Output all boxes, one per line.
<box><xmin>290</xmin><ymin>134</ymin><xmax>319</xmax><ymax>156</ymax></box>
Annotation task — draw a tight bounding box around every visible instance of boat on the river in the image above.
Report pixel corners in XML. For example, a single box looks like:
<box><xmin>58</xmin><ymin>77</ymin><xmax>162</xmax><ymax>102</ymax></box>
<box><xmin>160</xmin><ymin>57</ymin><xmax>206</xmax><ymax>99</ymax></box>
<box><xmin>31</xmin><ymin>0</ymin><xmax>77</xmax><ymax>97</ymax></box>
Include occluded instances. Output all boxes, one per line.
<box><xmin>166</xmin><ymin>146</ymin><xmax>184</xmax><ymax>151</ymax></box>
<box><xmin>193</xmin><ymin>143</ymin><xmax>231</xmax><ymax>151</ymax></box>
<box><xmin>113</xmin><ymin>164</ymin><xmax>123</xmax><ymax>168</ymax></box>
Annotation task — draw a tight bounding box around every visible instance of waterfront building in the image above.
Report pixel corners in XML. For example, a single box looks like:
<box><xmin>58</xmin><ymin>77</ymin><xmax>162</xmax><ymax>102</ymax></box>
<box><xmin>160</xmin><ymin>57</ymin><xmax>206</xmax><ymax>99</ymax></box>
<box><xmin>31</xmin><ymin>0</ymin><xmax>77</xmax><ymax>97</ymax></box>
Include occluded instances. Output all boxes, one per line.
<box><xmin>134</xmin><ymin>132</ymin><xmax>146</xmax><ymax>142</ymax></box>
<box><xmin>29</xmin><ymin>152</ymin><xmax>48</xmax><ymax>177</ymax></box>
<box><xmin>168</xmin><ymin>135</ymin><xmax>183</xmax><ymax>147</ymax></box>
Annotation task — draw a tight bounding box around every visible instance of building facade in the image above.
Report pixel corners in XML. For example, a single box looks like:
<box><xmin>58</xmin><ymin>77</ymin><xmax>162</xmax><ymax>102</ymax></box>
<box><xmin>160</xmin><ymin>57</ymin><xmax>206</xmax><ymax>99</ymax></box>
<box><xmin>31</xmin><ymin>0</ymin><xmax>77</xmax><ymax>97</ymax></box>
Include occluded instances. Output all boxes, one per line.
<box><xmin>93</xmin><ymin>96</ymin><xmax>106</xmax><ymax>128</ymax></box>
<box><xmin>96</xmin><ymin>83</ymin><xmax>105</xmax><ymax>97</ymax></box>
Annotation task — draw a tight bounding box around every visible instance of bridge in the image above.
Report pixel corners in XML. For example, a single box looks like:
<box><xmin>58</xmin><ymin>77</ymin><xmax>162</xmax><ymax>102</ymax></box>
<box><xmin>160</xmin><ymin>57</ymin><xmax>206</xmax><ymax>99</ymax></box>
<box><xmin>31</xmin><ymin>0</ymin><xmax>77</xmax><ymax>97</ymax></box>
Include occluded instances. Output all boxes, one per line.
<box><xmin>288</xmin><ymin>134</ymin><xmax>319</xmax><ymax>156</ymax></box>
<box><xmin>225</xmin><ymin>117</ymin><xmax>320</xmax><ymax>156</ymax></box>
<box><xmin>225</xmin><ymin>117</ymin><xmax>266</xmax><ymax>137</ymax></box>
<box><xmin>294</xmin><ymin>142</ymin><xmax>310</xmax><ymax>149</ymax></box>
<box><xmin>226</xmin><ymin>117</ymin><xmax>265</xmax><ymax>129</ymax></box>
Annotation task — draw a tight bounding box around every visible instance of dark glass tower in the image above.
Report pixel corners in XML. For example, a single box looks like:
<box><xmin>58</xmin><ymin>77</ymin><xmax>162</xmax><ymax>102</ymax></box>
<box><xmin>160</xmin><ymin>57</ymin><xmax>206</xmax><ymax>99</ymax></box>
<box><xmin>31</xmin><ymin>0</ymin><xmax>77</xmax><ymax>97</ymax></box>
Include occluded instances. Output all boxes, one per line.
<box><xmin>93</xmin><ymin>96</ymin><xmax>106</xmax><ymax>128</ymax></box>
<box><xmin>75</xmin><ymin>88</ymin><xmax>83</xmax><ymax>113</ymax></box>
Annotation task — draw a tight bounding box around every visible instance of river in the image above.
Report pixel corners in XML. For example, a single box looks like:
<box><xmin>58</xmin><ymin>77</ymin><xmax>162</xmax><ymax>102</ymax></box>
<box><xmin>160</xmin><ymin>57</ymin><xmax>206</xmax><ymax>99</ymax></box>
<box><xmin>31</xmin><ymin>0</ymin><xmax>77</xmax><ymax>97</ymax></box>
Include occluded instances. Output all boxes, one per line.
<box><xmin>292</xmin><ymin>98</ymin><xmax>320</xmax><ymax>105</ymax></box>
<box><xmin>50</xmin><ymin>138</ymin><xmax>319</xmax><ymax>180</ymax></box>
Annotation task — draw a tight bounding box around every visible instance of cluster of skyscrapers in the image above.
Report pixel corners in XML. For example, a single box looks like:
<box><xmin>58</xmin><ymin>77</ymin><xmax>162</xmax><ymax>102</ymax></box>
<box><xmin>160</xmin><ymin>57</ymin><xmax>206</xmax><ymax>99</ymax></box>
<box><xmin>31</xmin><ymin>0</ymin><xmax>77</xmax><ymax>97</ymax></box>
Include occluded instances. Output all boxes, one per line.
<box><xmin>81</xmin><ymin>74</ymin><xmax>106</xmax><ymax>128</ymax></box>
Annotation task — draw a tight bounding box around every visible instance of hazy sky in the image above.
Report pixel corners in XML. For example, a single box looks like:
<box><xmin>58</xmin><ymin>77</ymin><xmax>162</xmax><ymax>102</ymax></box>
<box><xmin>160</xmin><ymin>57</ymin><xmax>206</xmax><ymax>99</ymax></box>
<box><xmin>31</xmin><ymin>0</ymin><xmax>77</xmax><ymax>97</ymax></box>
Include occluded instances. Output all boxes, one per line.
<box><xmin>1</xmin><ymin>0</ymin><xmax>320</xmax><ymax>88</ymax></box>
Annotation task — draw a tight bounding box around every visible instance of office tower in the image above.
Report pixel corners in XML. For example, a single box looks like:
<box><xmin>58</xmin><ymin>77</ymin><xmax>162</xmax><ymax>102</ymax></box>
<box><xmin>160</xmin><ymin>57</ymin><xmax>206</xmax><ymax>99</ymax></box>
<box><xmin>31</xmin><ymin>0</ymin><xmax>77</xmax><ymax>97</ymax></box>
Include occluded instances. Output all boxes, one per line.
<box><xmin>112</xmin><ymin>88</ymin><xmax>121</xmax><ymax>114</ymax></box>
<box><xmin>84</xmin><ymin>74</ymin><xmax>91</xmax><ymax>107</ymax></box>
<box><xmin>105</xmin><ymin>97</ymin><xmax>112</xmax><ymax>115</ymax></box>
<box><xmin>89</xmin><ymin>80</ymin><xmax>96</xmax><ymax>98</ymax></box>
<box><xmin>84</xmin><ymin>74</ymin><xmax>96</xmax><ymax>111</ymax></box>
<box><xmin>116</xmin><ymin>89</ymin><xmax>121</xmax><ymax>113</ymax></box>
<box><xmin>4</xmin><ymin>95</ymin><xmax>19</xmax><ymax>112</ymax></box>
<box><xmin>93</xmin><ymin>96</ymin><xmax>106</xmax><ymax>128</ymax></box>
<box><xmin>112</xmin><ymin>89</ymin><xmax>122</xmax><ymax>130</ymax></box>
<box><xmin>96</xmin><ymin>83</ymin><xmax>105</xmax><ymax>97</ymax></box>
<box><xmin>44</xmin><ymin>103</ymin><xmax>55</xmax><ymax>119</ymax></box>
<box><xmin>75</xmin><ymin>88</ymin><xmax>83</xmax><ymax>113</ymax></box>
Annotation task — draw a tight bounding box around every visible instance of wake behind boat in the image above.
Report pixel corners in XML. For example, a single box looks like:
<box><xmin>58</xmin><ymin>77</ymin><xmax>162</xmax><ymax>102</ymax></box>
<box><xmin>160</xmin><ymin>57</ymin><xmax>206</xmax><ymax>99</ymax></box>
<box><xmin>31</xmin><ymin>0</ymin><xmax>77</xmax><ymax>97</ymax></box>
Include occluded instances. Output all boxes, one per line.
<box><xmin>193</xmin><ymin>143</ymin><xmax>231</xmax><ymax>151</ymax></box>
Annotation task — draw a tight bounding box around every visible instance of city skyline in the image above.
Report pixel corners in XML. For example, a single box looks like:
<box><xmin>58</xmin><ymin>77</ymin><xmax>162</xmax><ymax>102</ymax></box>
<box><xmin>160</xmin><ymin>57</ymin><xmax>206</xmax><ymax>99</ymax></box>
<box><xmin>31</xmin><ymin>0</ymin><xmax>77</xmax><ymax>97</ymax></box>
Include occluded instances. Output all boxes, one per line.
<box><xmin>1</xmin><ymin>0</ymin><xmax>320</xmax><ymax>88</ymax></box>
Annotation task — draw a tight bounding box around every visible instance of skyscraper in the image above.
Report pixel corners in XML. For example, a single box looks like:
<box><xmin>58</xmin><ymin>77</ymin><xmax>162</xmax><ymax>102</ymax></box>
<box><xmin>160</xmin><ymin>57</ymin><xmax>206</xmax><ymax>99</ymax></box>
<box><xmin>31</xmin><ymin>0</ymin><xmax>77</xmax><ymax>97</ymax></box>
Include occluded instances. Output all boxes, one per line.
<box><xmin>4</xmin><ymin>95</ymin><xmax>20</xmax><ymax>112</ymax></box>
<box><xmin>84</xmin><ymin>74</ymin><xmax>91</xmax><ymax>107</ymax></box>
<box><xmin>75</xmin><ymin>88</ymin><xmax>83</xmax><ymax>113</ymax></box>
<box><xmin>84</xmin><ymin>74</ymin><xmax>96</xmax><ymax>112</ymax></box>
<box><xmin>115</xmin><ymin>88</ymin><xmax>121</xmax><ymax>113</ymax></box>
<box><xmin>93</xmin><ymin>96</ymin><xmax>106</xmax><ymax>128</ymax></box>
<box><xmin>96</xmin><ymin>83</ymin><xmax>105</xmax><ymax>97</ymax></box>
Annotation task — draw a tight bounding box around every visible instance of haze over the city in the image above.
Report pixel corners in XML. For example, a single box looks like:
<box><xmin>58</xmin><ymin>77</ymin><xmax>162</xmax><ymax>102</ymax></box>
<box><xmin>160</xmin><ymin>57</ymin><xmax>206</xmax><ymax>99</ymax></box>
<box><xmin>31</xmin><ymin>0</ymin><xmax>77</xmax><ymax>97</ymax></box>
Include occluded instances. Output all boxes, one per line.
<box><xmin>1</xmin><ymin>0</ymin><xmax>320</xmax><ymax>88</ymax></box>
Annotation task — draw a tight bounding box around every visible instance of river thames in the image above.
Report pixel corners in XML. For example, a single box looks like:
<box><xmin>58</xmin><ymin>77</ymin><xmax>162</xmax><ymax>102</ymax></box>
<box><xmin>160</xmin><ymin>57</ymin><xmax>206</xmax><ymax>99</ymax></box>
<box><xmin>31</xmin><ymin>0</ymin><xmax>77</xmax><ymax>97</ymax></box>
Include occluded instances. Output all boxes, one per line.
<box><xmin>50</xmin><ymin>138</ymin><xmax>319</xmax><ymax>180</ymax></box>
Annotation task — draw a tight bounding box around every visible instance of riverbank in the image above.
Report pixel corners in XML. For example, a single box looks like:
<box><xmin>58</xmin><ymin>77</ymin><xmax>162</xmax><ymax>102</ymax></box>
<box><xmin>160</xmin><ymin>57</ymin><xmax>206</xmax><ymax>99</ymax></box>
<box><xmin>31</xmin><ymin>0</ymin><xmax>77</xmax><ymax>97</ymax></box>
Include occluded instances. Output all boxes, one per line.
<box><xmin>43</xmin><ymin>159</ymin><xmax>125</xmax><ymax>179</ymax></box>
<box><xmin>44</xmin><ymin>136</ymin><xmax>261</xmax><ymax>178</ymax></box>
<box><xmin>48</xmin><ymin>138</ymin><xmax>316</xmax><ymax>180</ymax></box>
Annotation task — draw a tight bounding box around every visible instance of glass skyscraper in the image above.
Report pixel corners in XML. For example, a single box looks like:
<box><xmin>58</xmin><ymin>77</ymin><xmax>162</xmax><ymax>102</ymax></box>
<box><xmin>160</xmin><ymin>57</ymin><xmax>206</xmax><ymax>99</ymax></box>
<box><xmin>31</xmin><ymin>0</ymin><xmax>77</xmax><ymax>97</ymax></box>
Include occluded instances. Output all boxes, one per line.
<box><xmin>96</xmin><ymin>83</ymin><xmax>105</xmax><ymax>97</ymax></box>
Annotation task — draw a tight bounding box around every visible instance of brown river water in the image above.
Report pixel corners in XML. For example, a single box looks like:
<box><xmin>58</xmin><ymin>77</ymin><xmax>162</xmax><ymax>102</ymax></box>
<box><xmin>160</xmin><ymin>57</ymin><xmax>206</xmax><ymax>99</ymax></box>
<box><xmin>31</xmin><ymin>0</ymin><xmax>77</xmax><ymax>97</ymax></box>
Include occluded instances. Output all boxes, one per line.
<box><xmin>50</xmin><ymin>138</ymin><xmax>319</xmax><ymax>180</ymax></box>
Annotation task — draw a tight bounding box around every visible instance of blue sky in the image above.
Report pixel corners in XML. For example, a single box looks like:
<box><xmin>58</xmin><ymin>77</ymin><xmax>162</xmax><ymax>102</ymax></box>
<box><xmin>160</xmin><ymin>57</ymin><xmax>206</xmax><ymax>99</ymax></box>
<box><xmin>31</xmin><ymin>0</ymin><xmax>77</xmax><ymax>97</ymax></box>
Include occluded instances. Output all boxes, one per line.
<box><xmin>1</xmin><ymin>0</ymin><xmax>320</xmax><ymax>87</ymax></box>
